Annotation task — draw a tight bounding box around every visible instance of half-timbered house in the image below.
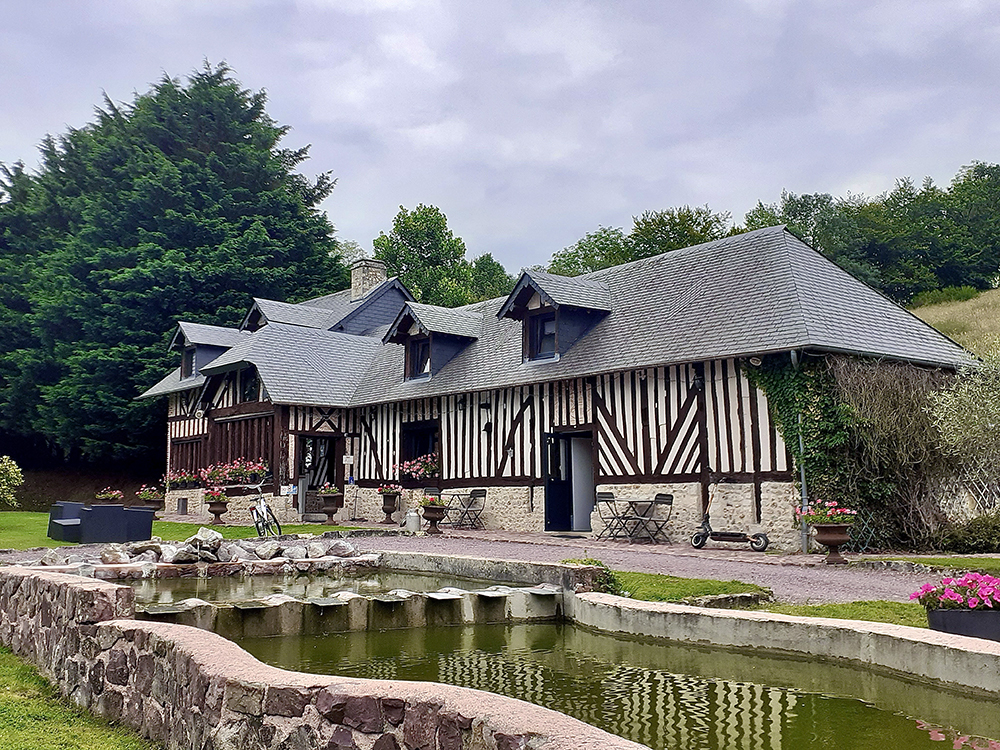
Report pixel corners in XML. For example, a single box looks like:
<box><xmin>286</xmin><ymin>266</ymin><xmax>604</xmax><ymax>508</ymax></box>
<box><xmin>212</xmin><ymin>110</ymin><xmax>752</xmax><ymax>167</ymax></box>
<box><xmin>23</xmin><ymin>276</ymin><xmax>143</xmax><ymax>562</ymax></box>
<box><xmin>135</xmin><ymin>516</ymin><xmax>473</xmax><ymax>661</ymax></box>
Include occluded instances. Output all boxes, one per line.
<box><xmin>140</xmin><ymin>226</ymin><xmax>970</xmax><ymax>548</ymax></box>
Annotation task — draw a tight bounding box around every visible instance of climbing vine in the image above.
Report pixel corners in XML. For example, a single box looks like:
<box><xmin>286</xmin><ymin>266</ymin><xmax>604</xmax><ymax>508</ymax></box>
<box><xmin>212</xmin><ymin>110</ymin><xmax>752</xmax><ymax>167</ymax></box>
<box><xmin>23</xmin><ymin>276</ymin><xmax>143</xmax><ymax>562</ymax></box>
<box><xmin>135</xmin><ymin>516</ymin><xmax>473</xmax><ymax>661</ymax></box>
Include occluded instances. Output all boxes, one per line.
<box><xmin>744</xmin><ymin>353</ymin><xmax>954</xmax><ymax>548</ymax></box>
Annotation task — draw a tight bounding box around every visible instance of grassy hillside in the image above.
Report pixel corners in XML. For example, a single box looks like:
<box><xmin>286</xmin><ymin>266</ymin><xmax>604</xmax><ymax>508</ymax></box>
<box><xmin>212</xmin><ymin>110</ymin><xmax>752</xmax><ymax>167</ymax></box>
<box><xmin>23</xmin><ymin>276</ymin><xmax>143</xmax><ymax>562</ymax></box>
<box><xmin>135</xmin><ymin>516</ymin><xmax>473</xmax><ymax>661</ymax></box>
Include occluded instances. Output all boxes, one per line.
<box><xmin>911</xmin><ymin>288</ymin><xmax>1000</xmax><ymax>357</ymax></box>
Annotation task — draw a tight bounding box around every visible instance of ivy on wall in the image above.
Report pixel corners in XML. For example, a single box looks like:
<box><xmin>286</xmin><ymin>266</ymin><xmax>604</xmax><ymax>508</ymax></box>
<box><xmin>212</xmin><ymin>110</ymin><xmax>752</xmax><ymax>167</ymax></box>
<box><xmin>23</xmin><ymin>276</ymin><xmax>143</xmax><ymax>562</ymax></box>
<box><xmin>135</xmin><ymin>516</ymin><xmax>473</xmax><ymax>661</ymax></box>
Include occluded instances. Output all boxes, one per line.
<box><xmin>744</xmin><ymin>353</ymin><xmax>951</xmax><ymax>549</ymax></box>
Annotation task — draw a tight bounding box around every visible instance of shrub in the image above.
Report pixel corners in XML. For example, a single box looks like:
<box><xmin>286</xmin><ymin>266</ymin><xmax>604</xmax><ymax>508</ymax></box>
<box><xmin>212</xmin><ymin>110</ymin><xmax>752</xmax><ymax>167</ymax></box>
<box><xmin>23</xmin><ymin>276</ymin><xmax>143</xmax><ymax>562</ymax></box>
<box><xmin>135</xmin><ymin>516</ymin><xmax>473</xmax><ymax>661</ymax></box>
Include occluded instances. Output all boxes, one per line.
<box><xmin>909</xmin><ymin>286</ymin><xmax>981</xmax><ymax>308</ymax></box>
<box><xmin>936</xmin><ymin>512</ymin><xmax>1000</xmax><ymax>554</ymax></box>
<box><xmin>0</xmin><ymin>456</ymin><xmax>24</xmax><ymax>507</ymax></box>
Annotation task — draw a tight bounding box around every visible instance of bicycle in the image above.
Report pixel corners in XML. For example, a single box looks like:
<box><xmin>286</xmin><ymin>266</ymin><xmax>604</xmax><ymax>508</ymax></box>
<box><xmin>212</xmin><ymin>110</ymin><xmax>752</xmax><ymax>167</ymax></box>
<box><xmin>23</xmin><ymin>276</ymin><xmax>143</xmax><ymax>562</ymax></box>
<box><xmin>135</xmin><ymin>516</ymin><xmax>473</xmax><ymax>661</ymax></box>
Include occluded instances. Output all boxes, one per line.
<box><xmin>248</xmin><ymin>482</ymin><xmax>282</xmax><ymax>537</ymax></box>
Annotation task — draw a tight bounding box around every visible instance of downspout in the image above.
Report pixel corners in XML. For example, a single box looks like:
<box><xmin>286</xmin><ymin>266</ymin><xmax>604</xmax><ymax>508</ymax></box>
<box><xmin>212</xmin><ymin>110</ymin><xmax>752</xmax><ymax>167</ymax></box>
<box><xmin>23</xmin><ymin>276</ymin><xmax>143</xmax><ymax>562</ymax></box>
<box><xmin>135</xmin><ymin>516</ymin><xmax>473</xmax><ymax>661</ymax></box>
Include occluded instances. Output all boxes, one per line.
<box><xmin>791</xmin><ymin>350</ymin><xmax>809</xmax><ymax>553</ymax></box>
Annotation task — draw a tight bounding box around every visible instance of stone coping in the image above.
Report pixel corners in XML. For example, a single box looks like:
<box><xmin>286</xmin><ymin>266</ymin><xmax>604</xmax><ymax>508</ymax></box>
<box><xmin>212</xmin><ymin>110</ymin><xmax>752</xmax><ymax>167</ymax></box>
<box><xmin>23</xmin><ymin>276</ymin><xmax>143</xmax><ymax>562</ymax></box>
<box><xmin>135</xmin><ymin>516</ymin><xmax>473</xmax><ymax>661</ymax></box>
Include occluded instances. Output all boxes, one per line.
<box><xmin>569</xmin><ymin>592</ymin><xmax>1000</xmax><ymax>696</ymax></box>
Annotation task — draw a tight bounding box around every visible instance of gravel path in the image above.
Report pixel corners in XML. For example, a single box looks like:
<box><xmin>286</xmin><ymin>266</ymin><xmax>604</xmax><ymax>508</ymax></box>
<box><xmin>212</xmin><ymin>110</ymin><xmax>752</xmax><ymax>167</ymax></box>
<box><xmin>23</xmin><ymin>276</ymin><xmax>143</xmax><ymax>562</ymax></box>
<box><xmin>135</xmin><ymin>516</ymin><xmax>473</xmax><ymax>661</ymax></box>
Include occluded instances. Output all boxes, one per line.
<box><xmin>350</xmin><ymin>531</ymin><xmax>933</xmax><ymax>605</ymax></box>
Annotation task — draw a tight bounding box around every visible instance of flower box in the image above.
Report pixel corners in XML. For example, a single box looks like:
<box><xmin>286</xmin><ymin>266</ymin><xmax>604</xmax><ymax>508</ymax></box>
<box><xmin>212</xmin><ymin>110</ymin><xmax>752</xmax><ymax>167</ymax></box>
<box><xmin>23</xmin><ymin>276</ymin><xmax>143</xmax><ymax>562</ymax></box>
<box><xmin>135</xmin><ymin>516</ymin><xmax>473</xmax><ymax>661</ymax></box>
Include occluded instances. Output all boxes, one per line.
<box><xmin>927</xmin><ymin>609</ymin><xmax>1000</xmax><ymax>642</ymax></box>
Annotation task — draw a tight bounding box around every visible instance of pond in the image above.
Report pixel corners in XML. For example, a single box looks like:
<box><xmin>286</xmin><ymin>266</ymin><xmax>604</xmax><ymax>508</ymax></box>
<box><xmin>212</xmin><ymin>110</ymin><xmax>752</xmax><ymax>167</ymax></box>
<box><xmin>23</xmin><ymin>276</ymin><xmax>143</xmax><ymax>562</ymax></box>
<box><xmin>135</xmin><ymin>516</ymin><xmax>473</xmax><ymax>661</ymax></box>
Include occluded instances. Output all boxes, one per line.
<box><xmin>239</xmin><ymin>622</ymin><xmax>1000</xmax><ymax>750</ymax></box>
<box><xmin>128</xmin><ymin>570</ymin><xmax>499</xmax><ymax>606</ymax></box>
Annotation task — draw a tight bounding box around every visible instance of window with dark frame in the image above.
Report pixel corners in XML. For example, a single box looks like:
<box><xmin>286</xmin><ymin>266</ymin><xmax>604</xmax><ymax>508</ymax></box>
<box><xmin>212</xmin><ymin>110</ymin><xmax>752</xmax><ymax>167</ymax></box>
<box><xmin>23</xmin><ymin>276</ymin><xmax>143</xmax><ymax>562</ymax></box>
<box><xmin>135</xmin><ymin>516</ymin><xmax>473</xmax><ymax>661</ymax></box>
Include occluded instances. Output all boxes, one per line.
<box><xmin>401</xmin><ymin>420</ymin><xmax>438</xmax><ymax>461</ymax></box>
<box><xmin>407</xmin><ymin>336</ymin><xmax>431</xmax><ymax>379</ymax></box>
<box><xmin>528</xmin><ymin>311</ymin><xmax>557</xmax><ymax>360</ymax></box>
<box><xmin>181</xmin><ymin>348</ymin><xmax>195</xmax><ymax>378</ymax></box>
<box><xmin>239</xmin><ymin>368</ymin><xmax>259</xmax><ymax>403</ymax></box>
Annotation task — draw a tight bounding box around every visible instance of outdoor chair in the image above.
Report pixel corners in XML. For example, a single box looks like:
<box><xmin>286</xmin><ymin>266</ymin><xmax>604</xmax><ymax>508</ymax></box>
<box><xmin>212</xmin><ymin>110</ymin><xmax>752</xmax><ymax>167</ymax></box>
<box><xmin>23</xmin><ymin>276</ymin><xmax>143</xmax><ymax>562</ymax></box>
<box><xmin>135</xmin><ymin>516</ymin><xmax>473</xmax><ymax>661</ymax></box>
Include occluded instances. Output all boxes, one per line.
<box><xmin>79</xmin><ymin>504</ymin><xmax>130</xmax><ymax>544</ymax></box>
<box><xmin>642</xmin><ymin>493</ymin><xmax>673</xmax><ymax>543</ymax></box>
<box><xmin>47</xmin><ymin>501</ymin><xmax>84</xmax><ymax>542</ymax></box>
<box><xmin>458</xmin><ymin>489</ymin><xmax>487</xmax><ymax>529</ymax></box>
<box><xmin>595</xmin><ymin>492</ymin><xmax>636</xmax><ymax>540</ymax></box>
<box><xmin>125</xmin><ymin>506</ymin><xmax>155</xmax><ymax>542</ymax></box>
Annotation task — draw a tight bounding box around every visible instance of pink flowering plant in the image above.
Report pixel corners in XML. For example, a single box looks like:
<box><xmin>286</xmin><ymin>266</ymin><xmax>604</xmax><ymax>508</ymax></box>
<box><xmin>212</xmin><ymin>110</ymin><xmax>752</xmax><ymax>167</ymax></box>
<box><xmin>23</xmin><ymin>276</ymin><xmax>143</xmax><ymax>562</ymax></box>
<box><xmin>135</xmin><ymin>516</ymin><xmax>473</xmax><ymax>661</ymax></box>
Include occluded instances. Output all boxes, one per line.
<box><xmin>911</xmin><ymin>572</ymin><xmax>1000</xmax><ymax>611</ymax></box>
<box><xmin>377</xmin><ymin>484</ymin><xmax>403</xmax><ymax>495</ymax></box>
<box><xmin>395</xmin><ymin>453</ymin><xmax>439</xmax><ymax>480</ymax></box>
<box><xmin>794</xmin><ymin>500</ymin><xmax>858</xmax><ymax>525</ymax></box>
<box><xmin>95</xmin><ymin>487</ymin><xmax>124</xmax><ymax>502</ymax></box>
<box><xmin>135</xmin><ymin>484</ymin><xmax>164</xmax><ymax>502</ymax></box>
<box><xmin>203</xmin><ymin>487</ymin><xmax>226</xmax><ymax>501</ymax></box>
<box><xmin>317</xmin><ymin>482</ymin><xmax>341</xmax><ymax>495</ymax></box>
<box><xmin>163</xmin><ymin>468</ymin><xmax>198</xmax><ymax>488</ymax></box>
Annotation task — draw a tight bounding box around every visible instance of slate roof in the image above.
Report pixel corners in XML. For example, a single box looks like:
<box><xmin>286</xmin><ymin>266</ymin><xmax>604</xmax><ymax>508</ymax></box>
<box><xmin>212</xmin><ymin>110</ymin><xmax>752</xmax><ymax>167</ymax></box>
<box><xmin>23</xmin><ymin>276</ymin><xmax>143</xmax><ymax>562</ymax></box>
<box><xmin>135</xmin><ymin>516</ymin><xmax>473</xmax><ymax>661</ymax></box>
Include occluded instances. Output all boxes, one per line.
<box><xmin>139</xmin><ymin>368</ymin><xmax>206</xmax><ymax>399</ymax></box>
<box><xmin>199</xmin><ymin>323</ymin><xmax>381</xmax><ymax>407</ymax></box>
<box><xmin>170</xmin><ymin>322</ymin><xmax>247</xmax><ymax>349</ymax></box>
<box><xmin>349</xmin><ymin>226</ymin><xmax>972</xmax><ymax>406</ymax></box>
<box><xmin>246</xmin><ymin>278</ymin><xmax>413</xmax><ymax>332</ymax></box>
<box><xmin>498</xmin><ymin>270</ymin><xmax>612</xmax><ymax>319</ymax></box>
<box><xmin>140</xmin><ymin>226</ymin><xmax>973</xmax><ymax>408</ymax></box>
<box><xmin>385</xmin><ymin>302</ymin><xmax>483</xmax><ymax>342</ymax></box>
<box><xmin>245</xmin><ymin>298</ymin><xmax>344</xmax><ymax>330</ymax></box>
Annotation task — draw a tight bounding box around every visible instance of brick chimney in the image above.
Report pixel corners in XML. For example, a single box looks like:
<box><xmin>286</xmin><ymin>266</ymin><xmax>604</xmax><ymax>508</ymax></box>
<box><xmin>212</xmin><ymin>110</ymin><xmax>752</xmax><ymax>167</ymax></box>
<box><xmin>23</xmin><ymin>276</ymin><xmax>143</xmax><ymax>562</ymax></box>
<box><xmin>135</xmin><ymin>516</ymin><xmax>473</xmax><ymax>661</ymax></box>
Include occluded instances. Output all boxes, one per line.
<box><xmin>351</xmin><ymin>258</ymin><xmax>387</xmax><ymax>300</ymax></box>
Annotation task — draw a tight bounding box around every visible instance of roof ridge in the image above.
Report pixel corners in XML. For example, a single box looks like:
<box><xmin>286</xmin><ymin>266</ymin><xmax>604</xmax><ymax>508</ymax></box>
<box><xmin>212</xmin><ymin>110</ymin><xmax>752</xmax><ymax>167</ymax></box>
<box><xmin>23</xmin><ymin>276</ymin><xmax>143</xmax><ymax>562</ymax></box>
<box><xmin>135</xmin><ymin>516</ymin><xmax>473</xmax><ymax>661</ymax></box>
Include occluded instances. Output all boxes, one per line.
<box><xmin>777</xmin><ymin>228</ymin><xmax>813</xmax><ymax>346</ymax></box>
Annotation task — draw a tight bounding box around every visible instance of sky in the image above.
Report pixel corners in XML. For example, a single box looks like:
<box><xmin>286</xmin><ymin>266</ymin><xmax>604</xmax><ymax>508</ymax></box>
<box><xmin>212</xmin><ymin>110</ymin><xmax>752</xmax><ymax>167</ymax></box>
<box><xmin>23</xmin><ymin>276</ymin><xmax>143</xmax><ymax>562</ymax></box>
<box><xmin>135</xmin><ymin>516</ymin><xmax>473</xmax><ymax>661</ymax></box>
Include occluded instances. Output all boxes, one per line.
<box><xmin>3</xmin><ymin>0</ymin><xmax>1000</xmax><ymax>271</ymax></box>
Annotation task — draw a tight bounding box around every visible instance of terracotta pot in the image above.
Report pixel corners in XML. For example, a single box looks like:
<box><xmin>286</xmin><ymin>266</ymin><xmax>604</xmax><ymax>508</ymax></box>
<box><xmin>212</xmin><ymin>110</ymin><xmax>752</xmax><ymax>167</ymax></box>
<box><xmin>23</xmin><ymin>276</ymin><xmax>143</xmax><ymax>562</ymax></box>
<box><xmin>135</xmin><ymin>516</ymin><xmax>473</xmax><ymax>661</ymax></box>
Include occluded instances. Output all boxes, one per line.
<box><xmin>206</xmin><ymin>498</ymin><xmax>229</xmax><ymax>525</ymax></box>
<box><xmin>812</xmin><ymin>523</ymin><xmax>852</xmax><ymax>565</ymax></box>
<box><xmin>320</xmin><ymin>493</ymin><xmax>344</xmax><ymax>525</ymax></box>
<box><xmin>422</xmin><ymin>504</ymin><xmax>447</xmax><ymax>535</ymax></box>
<box><xmin>927</xmin><ymin>609</ymin><xmax>1000</xmax><ymax>642</ymax></box>
<box><xmin>380</xmin><ymin>493</ymin><xmax>400</xmax><ymax>524</ymax></box>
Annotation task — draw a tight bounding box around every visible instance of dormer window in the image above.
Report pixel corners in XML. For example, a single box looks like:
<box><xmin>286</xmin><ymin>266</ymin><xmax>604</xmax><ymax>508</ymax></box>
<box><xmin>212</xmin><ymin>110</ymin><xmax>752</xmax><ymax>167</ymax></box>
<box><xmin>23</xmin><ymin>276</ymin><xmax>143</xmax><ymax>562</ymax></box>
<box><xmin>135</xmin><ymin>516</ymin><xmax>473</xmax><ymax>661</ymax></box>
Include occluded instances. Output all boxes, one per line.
<box><xmin>181</xmin><ymin>348</ymin><xmax>195</xmax><ymax>378</ymax></box>
<box><xmin>407</xmin><ymin>336</ymin><xmax>431</xmax><ymax>379</ymax></box>
<box><xmin>498</xmin><ymin>270</ymin><xmax>612</xmax><ymax>363</ymax></box>
<box><xmin>528</xmin><ymin>311</ymin><xmax>557</xmax><ymax>360</ymax></box>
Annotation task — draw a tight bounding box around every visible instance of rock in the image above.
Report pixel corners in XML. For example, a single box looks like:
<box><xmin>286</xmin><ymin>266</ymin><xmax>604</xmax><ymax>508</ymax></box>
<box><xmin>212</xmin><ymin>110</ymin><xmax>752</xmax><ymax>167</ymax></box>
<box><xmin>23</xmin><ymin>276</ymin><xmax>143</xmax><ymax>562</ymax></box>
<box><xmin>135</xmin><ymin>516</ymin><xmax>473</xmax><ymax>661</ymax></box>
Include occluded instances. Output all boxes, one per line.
<box><xmin>76</xmin><ymin>563</ymin><xmax>96</xmax><ymax>578</ymax></box>
<box><xmin>217</xmin><ymin>543</ymin><xmax>238</xmax><ymax>562</ymax></box>
<box><xmin>255</xmin><ymin>541</ymin><xmax>280</xmax><ymax>560</ymax></box>
<box><xmin>65</xmin><ymin>554</ymin><xmax>86</xmax><ymax>565</ymax></box>
<box><xmin>327</xmin><ymin>540</ymin><xmax>357</xmax><ymax>558</ymax></box>
<box><xmin>306</xmin><ymin>541</ymin><xmax>328</xmax><ymax>559</ymax></box>
<box><xmin>100</xmin><ymin>545</ymin><xmax>131</xmax><ymax>565</ymax></box>
<box><xmin>133</xmin><ymin>550</ymin><xmax>158</xmax><ymax>563</ymax></box>
<box><xmin>125</xmin><ymin>540</ymin><xmax>162</xmax><ymax>556</ymax></box>
<box><xmin>283</xmin><ymin>545</ymin><xmax>307</xmax><ymax>560</ymax></box>
<box><xmin>185</xmin><ymin>527</ymin><xmax>223</xmax><ymax>551</ymax></box>
<box><xmin>158</xmin><ymin>544</ymin><xmax>178</xmax><ymax>562</ymax></box>
<box><xmin>168</xmin><ymin>545</ymin><xmax>200</xmax><ymax>564</ymax></box>
<box><xmin>40</xmin><ymin>549</ymin><xmax>65</xmax><ymax>566</ymax></box>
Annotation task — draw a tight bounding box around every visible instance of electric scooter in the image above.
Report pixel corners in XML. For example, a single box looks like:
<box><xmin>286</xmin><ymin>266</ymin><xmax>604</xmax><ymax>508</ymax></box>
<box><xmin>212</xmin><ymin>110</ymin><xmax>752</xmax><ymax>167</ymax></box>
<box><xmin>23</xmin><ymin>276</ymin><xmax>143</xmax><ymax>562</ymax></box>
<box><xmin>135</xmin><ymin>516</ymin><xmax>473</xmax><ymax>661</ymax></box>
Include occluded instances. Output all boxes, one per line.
<box><xmin>690</xmin><ymin>479</ymin><xmax>769</xmax><ymax>552</ymax></box>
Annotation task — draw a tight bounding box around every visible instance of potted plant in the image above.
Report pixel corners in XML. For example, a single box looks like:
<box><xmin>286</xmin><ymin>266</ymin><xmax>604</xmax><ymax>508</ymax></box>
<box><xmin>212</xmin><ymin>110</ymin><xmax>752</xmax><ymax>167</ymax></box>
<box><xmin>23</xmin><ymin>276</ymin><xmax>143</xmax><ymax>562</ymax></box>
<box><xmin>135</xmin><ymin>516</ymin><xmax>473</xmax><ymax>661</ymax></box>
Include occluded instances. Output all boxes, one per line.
<box><xmin>396</xmin><ymin>453</ymin><xmax>440</xmax><ymax>481</ymax></box>
<box><xmin>95</xmin><ymin>487</ymin><xmax>124</xmax><ymax>506</ymax></box>
<box><xmin>204</xmin><ymin>487</ymin><xmax>229</xmax><ymax>525</ymax></box>
<box><xmin>135</xmin><ymin>484</ymin><xmax>165</xmax><ymax>515</ymax></box>
<box><xmin>794</xmin><ymin>500</ymin><xmax>857</xmax><ymax>564</ymax></box>
<box><xmin>317</xmin><ymin>482</ymin><xmax>343</xmax><ymax>525</ymax></box>
<box><xmin>420</xmin><ymin>495</ymin><xmax>447</xmax><ymax>535</ymax></box>
<box><xmin>911</xmin><ymin>573</ymin><xmax>1000</xmax><ymax>642</ymax></box>
<box><xmin>377</xmin><ymin>484</ymin><xmax>403</xmax><ymax>524</ymax></box>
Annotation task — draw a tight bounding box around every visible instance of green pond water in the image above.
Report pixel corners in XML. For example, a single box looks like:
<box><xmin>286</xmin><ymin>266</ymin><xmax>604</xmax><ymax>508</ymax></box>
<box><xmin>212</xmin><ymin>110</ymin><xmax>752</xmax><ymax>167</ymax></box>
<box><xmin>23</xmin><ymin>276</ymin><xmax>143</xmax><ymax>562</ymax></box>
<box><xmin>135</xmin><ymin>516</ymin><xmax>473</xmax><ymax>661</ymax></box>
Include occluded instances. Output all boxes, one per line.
<box><xmin>128</xmin><ymin>571</ymin><xmax>497</xmax><ymax>605</ymax></box>
<box><xmin>239</xmin><ymin>622</ymin><xmax>1000</xmax><ymax>750</ymax></box>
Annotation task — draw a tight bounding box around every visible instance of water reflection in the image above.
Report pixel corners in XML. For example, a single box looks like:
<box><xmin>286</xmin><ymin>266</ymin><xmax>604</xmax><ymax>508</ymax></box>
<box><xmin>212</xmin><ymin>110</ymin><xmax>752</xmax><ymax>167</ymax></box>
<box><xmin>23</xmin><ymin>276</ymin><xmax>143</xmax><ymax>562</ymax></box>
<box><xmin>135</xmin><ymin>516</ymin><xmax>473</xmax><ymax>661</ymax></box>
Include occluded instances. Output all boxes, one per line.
<box><xmin>240</xmin><ymin>623</ymin><xmax>1000</xmax><ymax>750</ymax></box>
<box><xmin>128</xmin><ymin>571</ymin><xmax>496</xmax><ymax>604</ymax></box>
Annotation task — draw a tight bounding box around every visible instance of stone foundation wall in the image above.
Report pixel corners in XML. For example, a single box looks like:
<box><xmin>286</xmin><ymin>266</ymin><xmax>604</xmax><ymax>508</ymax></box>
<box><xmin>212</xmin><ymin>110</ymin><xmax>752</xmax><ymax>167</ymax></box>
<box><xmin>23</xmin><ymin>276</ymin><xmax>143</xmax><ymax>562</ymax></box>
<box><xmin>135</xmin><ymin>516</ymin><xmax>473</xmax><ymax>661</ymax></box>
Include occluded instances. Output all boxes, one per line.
<box><xmin>594</xmin><ymin>481</ymin><xmax>799</xmax><ymax>550</ymax></box>
<box><xmin>166</xmin><ymin>489</ymin><xmax>300</xmax><ymax>525</ymax></box>
<box><xmin>0</xmin><ymin>567</ymin><xmax>644</xmax><ymax>750</ymax></box>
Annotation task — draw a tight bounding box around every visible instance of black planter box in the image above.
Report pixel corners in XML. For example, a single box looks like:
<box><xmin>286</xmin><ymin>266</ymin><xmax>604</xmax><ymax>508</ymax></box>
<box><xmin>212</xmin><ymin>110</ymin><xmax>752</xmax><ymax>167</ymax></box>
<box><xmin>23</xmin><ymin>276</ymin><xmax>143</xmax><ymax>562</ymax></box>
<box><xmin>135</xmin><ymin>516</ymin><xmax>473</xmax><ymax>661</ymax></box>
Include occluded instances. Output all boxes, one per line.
<box><xmin>927</xmin><ymin>608</ymin><xmax>1000</xmax><ymax>642</ymax></box>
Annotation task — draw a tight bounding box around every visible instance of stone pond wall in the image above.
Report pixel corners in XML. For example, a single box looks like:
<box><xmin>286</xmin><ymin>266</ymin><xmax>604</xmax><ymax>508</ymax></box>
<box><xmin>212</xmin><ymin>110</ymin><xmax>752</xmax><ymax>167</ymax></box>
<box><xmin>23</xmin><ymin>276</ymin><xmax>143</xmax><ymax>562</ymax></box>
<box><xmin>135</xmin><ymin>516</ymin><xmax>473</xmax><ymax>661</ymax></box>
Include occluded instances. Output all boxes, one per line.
<box><xmin>0</xmin><ymin>566</ymin><xmax>647</xmax><ymax>750</ymax></box>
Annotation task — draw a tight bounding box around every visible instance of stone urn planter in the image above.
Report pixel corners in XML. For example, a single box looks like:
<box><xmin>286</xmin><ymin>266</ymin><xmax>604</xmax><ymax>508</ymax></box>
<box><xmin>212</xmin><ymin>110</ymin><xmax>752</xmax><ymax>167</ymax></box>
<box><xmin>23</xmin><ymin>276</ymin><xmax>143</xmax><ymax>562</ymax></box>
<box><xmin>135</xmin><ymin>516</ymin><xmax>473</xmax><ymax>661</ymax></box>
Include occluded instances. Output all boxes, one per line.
<box><xmin>927</xmin><ymin>609</ymin><xmax>1000</xmax><ymax>642</ymax></box>
<box><xmin>812</xmin><ymin>523</ymin><xmax>852</xmax><ymax>565</ymax></box>
<box><xmin>320</xmin><ymin>492</ymin><xmax>344</xmax><ymax>525</ymax></box>
<box><xmin>206</xmin><ymin>496</ymin><xmax>229</xmax><ymax>525</ymax></box>
<box><xmin>380</xmin><ymin>492</ymin><xmax>400</xmax><ymax>524</ymax></box>
<box><xmin>422</xmin><ymin>504</ymin><xmax>447</xmax><ymax>535</ymax></box>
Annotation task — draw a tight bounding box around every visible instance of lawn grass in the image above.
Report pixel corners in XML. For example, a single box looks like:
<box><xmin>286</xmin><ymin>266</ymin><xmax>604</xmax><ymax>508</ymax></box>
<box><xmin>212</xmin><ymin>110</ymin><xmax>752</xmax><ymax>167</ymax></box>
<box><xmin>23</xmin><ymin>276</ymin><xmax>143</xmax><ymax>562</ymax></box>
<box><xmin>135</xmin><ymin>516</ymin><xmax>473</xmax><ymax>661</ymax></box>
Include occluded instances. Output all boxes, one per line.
<box><xmin>0</xmin><ymin>646</ymin><xmax>156</xmax><ymax>750</ymax></box>
<box><xmin>759</xmin><ymin>600</ymin><xmax>928</xmax><ymax>629</ymax></box>
<box><xmin>0</xmin><ymin>510</ymin><xmax>351</xmax><ymax>551</ymax></box>
<box><xmin>615</xmin><ymin>570</ymin><xmax>770</xmax><ymax>602</ymax></box>
<box><xmin>879</xmin><ymin>556</ymin><xmax>1000</xmax><ymax>575</ymax></box>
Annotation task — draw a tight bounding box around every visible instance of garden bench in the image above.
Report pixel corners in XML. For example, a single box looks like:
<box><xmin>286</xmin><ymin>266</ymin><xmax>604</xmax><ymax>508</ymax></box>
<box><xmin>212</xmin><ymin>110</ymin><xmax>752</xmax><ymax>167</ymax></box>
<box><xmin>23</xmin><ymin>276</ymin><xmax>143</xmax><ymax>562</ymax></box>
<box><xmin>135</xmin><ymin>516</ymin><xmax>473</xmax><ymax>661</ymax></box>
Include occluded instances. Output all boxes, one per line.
<box><xmin>47</xmin><ymin>503</ymin><xmax>155</xmax><ymax>544</ymax></box>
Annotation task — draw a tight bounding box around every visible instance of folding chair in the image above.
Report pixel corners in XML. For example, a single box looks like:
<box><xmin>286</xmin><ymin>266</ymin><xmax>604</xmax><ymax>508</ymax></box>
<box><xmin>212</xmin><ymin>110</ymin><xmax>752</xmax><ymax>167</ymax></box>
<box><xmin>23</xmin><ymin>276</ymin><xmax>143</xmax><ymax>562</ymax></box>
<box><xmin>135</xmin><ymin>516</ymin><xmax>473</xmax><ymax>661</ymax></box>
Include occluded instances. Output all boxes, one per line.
<box><xmin>460</xmin><ymin>489</ymin><xmax>487</xmax><ymax>529</ymax></box>
<box><xmin>644</xmin><ymin>493</ymin><xmax>673</xmax><ymax>543</ymax></box>
<box><xmin>596</xmin><ymin>492</ymin><xmax>633</xmax><ymax>540</ymax></box>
